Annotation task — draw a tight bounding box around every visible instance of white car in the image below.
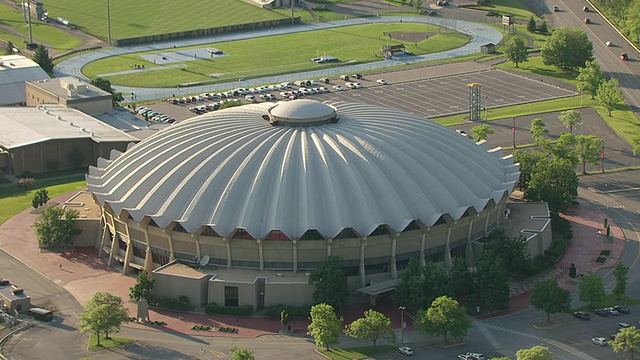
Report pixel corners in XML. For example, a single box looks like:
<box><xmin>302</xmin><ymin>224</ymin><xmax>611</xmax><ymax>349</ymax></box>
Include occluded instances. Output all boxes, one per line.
<box><xmin>606</xmin><ymin>41</ymin><xmax>613</xmax><ymax>46</ymax></box>
<box><xmin>456</xmin><ymin>129</ymin><xmax>468</xmax><ymax>137</ymax></box>
<box><xmin>376</xmin><ymin>79</ymin><xmax>388</xmax><ymax>85</ymax></box>
<box><xmin>332</xmin><ymin>85</ymin><xmax>345</xmax><ymax>91</ymax></box>
<box><xmin>592</xmin><ymin>337</ymin><xmax>608</xmax><ymax>346</ymax></box>
<box><xmin>351</xmin><ymin>82</ymin><xmax>363</xmax><ymax>89</ymax></box>
<box><xmin>245</xmin><ymin>95</ymin><xmax>257</xmax><ymax>103</ymax></box>
<box><xmin>398</xmin><ymin>347</ymin><xmax>414</xmax><ymax>356</ymax></box>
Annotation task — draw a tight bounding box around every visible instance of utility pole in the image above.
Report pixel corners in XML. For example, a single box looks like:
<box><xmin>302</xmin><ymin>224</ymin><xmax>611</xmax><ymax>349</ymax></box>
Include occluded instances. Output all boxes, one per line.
<box><xmin>601</xmin><ymin>139</ymin><xmax>605</xmax><ymax>173</ymax></box>
<box><xmin>26</xmin><ymin>1</ymin><xmax>33</xmax><ymax>45</ymax></box>
<box><xmin>512</xmin><ymin>116</ymin><xmax>516</xmax><ymax>148</ymax></box>
<box><xmin>399</xmin><ymin>306</ymin><xmax>406</xmax><ymax>345</ymax></box>
<box><xmin>106</xmin><ymin>0</ymin><xmax>112</xmax><ymax>47</ymax></box>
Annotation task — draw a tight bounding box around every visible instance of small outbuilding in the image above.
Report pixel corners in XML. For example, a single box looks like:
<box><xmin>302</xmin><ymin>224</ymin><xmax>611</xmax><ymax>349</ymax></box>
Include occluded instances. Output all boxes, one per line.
<box><xmin>380</xmin><ymin>44</ymin><xmax>406</xmax><ymax>58</ymax></box>
<box><xmin>481</xmin><ymin>43</ymin><xmax>496</xmax><ymax>54</ymax></box>
<box><xmin>0</xmin><ymin>285</ymin><xmax>31</xmax><ymax>313</ymax></box>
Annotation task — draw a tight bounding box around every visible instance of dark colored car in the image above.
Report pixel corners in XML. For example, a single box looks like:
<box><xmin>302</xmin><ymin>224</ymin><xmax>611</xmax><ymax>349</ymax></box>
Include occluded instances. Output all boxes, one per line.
<box><xmin>594</xmin><ymin>308</ymin><xmax>609</xmax><ymax>316</ymax></box>
<box><xmin>583</xmin><ymin>6</ymin><xmax>589</xmax><ymax>12</ymax></box>
<box><xmin>574</xmin><ymin>311</ymin><xmax>590</xmax><ymax>320</ymax></box>
<box><xmin>584</xmin><ymin>18</ymin><xmax>591</xmax><ymax>24</ymax></box>
<box><xmin>621</xmin><ymin>53</ymin><xmax>629</xmax><ymax>61</ymax></box>
<box><xmin>614</xmin><ymin>306</ymin><xmax>631</xmax><ymax>314</ymax></box>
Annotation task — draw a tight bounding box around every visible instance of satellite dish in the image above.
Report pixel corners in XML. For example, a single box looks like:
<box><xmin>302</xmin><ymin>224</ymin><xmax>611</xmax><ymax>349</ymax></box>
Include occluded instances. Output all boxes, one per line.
<box><xmin>199</xmin><ymin>255</ymin><xmax>210</xmax><ymax>267</ymax></box>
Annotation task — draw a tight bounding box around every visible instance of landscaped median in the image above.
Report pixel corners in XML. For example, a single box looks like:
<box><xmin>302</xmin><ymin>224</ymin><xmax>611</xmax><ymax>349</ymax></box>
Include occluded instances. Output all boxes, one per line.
<box><xmin>316</xmin><ymin>345</ymin><xmax>397</xmax><ymax>360</ymax></box>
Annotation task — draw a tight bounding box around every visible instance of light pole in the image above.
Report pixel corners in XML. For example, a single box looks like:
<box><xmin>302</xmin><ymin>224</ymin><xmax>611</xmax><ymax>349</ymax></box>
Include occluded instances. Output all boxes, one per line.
<box><xmin>512</xmin><ymin>116</ymin><xmax>516</xmax><ymax>148</ymax></box>
<box><xmin>106</xmin><ymin>0</ymin><xmax>112</xmax><ymax>47</ymax></box>
<box><xmin>601</xmin><ymin>139</ymin><xmax>605</xmax><ymax>173</ymax></box>
<box><xmin>484</xmin><ymin>96</ymin><xmax>488</xmax><ymax>121</ymax></box>
<box><xmin>399</xmin><ymin>306</ymin><xmax>406</xmax><ymax>346</ymax></box>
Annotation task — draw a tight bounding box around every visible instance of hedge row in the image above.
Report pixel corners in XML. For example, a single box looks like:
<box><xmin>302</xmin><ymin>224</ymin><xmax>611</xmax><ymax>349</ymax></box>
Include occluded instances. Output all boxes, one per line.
<box><xmin>205</xmin><ymin>303</ymin><xmax>253</xmax><ymax>316</ymax></box>
<box><xmin>262</xmin><ymin>304</ymin><xmax>310</xmax><ymax>318</ymax></box>
<box><xmin>148</xmin><ymin>295</ymin><xmax>190</xmax><ymax>311</ymax></box>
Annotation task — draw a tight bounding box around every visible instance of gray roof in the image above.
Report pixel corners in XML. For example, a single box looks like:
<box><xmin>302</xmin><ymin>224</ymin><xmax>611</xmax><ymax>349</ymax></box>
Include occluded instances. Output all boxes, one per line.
<box><xmin>0</xmin><ymin>55</ymin><xmax>50</xmax><ymax>105</ymax></box>
<box><xmin>0</xmin><ymin>105</ymin><xmax>139</xmax><ymax>149</ymax></box>
<box><xmin>87</xmin><ymin>100</ymin><xmax>519</xmax><ymax>239</ymax></box>
<box><xmin>27</xmin><ymin>76</ymin><xmax>112</xmax><ymax>101</ymax></box>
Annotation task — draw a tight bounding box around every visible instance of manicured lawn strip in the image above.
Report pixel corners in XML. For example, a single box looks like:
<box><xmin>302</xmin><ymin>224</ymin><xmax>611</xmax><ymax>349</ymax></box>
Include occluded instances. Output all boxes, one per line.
<box><xmin>0</xmin><ymin>177</ymin><xmax>86</xmax><ymax>226</ymax></box>
<box><xmin>0</xmin><ymin>3</ymin><xmax>83</xmax><ymax>50</ymax></box>
<box><xmin>39</xmin><ymin>0</ymin><xmax>286</xmax><ymax>41</ymax></box>
<box><xmin>82</xmin><ymin>24</ymin><xmax>469</xmax><ymax>87</ymax></box>
<box><xmin>573</xmin><ymin>294</ymin><xmax>640</xmax><ymax>312</ymax></box>
<box><xmin>467</xmin><ymin>0</ymin><xmax>537</xmax><ymax>21</ymax></box>
<box><xmin>88</xmin><ymin>334</ymin><xmax>135</xmax><ymax>351</ymax></box>
<box><xmin>319</xmin><ymin>345</ymin><xmax>397</xmax><ymax>360</ymax></box>
<box><xmin>0</xmin><ymin>28</ymin><xmax>27</xmax><ymax>49</ymax></box>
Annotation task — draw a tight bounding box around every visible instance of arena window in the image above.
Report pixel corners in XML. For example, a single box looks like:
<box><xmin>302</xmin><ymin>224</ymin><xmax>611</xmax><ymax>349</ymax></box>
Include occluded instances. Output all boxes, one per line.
<box><xmin>201</xmin><ymin>227</ymin><xmax>219</xmax><ymax>237</ymax></box>
<box><xmin>265</xmin><ymin>230</ymin><xmax>289</xmax><ymax>241</ymax></box>
<box><xmin>232</xmin><ymin>229</ymin><xmax>254</xmax><ymax>240</ymax></box>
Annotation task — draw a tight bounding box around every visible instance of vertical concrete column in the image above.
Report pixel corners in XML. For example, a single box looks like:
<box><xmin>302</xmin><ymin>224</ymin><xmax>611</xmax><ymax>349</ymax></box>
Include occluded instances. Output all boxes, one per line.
<box><xmin>144</xmin><ymin>246</ymin><xmax>154</xmax><ymax>271</ymax></box>
<box><xmin>224</xmin><ymin>238</ymin><xmax>231</xmax><ymax>268</ymax></box>
<box><xmin>484</xmin><ymin>209</ymin><xmax>492</xmax><ymax>234</ymax></box>
<box><xmin>326</xmin><ymin>239</ymin><xmax>332</xmax><ymax>257</ymax></box>
<box><xmin>293</xmin><ymin>240</ymin><xmax>298</xmax><ymax>273</ymax></box>
<box><xmin>390</xmin><ymin>234</ymin><xmax>399</xmax><ymax>279</ymax></box>
<box><xmin>106</xmin><ymin>214</ymin><xmax>117</xmax><ymax>267</ymax></box>
<box><xmin>257</xmin><ymin>239</ymin><xmax>264</xmax><ymax>270</ymax></box>
<box><xmin>122</xmin><ymin>240</ymin><xmax>133</xmax><ymax>274</ymax></box>
<box><xmin>444</xmin><ymin>227</ymin><xmax>452</xmax><ymax>268</ymax></box>
<box><xmin>359</xmin><ymin>237</ymin><xmax>367</xmax><ymax>288</ymax></box>
<box><xmin>420</xmin><ymin>233</ymin><xmax>426</xmax><ymax>267</ymax></box>
<box><xmin>98</xmin><ymin>216</ymin><xmax>109</xmax><ymax>258</ymax></box>
<box><xmin>466</xmin><ymin>219</ymin><xmax>475</xmax><ymax>266</ymax></box>
<box><xmin>192</xmin><ymin>234</ymin><xmax>201</xmax><ymax>260</ymax></box>
<box><xmin>165</xmin><ymin>230</ymin><xmax>175</xmax><ymax>261</ymax></box>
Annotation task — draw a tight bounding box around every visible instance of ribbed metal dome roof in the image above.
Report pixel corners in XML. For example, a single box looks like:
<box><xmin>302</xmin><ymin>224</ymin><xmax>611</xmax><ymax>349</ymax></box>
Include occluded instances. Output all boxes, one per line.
<box><xmin>87</xmin><ymin>100</ymin><xmax>519</xmax><ymax>239</ymax></box>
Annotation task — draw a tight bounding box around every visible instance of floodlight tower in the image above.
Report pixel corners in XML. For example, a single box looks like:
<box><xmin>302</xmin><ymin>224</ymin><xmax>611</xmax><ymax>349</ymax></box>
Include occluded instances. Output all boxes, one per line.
<box><xmin>106</xmin><ymin>0</ymin><xmax>112</xmax><ymax>47</ymax></box>
<box><xmin>468</xmin><ymin>83</ymin><xmax>482</xmax><ymax>121</ymax></box>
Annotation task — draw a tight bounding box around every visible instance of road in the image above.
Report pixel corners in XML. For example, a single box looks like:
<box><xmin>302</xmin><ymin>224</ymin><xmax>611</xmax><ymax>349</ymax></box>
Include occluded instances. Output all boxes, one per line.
<box><xmin>549</xmin><ymin>0</ymin><xmax>640</xmax><ymax>119</ymax></box>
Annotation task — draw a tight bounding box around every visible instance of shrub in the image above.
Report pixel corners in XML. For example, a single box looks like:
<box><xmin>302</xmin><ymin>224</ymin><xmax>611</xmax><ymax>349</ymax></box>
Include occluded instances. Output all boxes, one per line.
<box><xmin>147</xmin><ymin>295</ymin><xmax>190</xmax><ymax>311</ymax></box>
<box><xmin>600</xmin><ymin>250</ymin><xmax>611</xmax><ymax>256</ymax></box>
<box><xmin>205</xmin><ymin>303</ymin><xmax>253</xmax><ymax>316</ymax></box>
<box><xmin>263</xmin><ymin>304</ymin><xmax>310</xmax><ymax>318</ymax></box>
<box><xmin>18</xmin><ymin>177</ymin><xmax>35</xmax><ymax>190</ymax></box>
<box><xmin>218</xmin><ymin>327</ymin><xmax>239</xmax><ymax>333</ymax></box>
<box><xmin>191</xmin><ymin>325</ymin><xmax>211</xmax><ymax>331</ymax></box>
<box><xmin>595</xmin><ymin>257</ymin><xmax>606</xmax><ymax>263</ymax></box>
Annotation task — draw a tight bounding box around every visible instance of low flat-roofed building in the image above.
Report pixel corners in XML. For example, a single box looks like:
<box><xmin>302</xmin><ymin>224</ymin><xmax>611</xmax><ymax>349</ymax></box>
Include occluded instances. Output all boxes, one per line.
<box><xmin>0</xmin><ymin>285</ymin><xmax>31</xmax><ymax>313</ymax></box>
<box><xmin>503</xmin><ymin>202</ymin><xmax>552</xmax><ymax>257</ymax></box>
<box><xmin>0</xmin><ymin>104</ymin><xmax>138</xmax><ymax>175</ymax></box>
<box><xmin>0</xmin><ymin>55</ymin><xmax>50</xmax><ymax>106</ymax></box>
<box><xmin>26</xmin><ymin>77</ymin><xmax>113</xmax><ymax>115</ymax></box>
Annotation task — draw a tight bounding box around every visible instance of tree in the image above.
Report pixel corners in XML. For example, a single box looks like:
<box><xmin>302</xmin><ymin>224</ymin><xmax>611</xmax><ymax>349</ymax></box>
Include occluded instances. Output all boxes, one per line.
<box><xmin>525</xmin><ymin>157</ymin><xmax>578</xmax><ymax>213</ymax></box>
<box><xmin>516</xmin><ymin>345</ymin><xmax>553</xmax><ymax>360</ymax></box>
<box><xmin>309</xmin><ymin>255</ymin><xmax>349</xmax><ymax>311</ymax></box>
<box><xmin>527</xmin><ymin>17</ymin><xmax>536</xmax><ymax>33</ymax></box>
<box><xmin>576</xmin><ymin>60</ymin><xmax>606</xmax><ymax>99</ymax></box>
<box><xmin>4</xmin><ymin>41</ymin><xmax>15</xmax><ymax>55</ymax></box>
<box><xmin>449</xmin><ymin>257</ymin><xmax>474</xmax><ymax>297</ymax></box>
<box><xmin>537</xmin><ymin>21</ymin><xmax>548</xmax><ymax>34</ymax></box>
<box><xmin>578</xmin><ymin>272</ymin><xmax>606</xmax><ymax>307</ymax></box>
<box><xmin>613</xmin><ymin>263</ymin><xmax>629</xmax><ymax>300</ymax></box>
<box><xmin>32</xmin><ymin>44</ymin><xmax>54</xmax><ymax>73</ymax></box>
<box><xmin>558</xmin><ymin>109</ymin><xmax>582</xmax><ymax>134</ymax></box>
<box><xmin>632</xmin><ymin>135</ymin><xmax>640</xmax><ymax>156</ymax></box>
<box><xmin>91</xmin><ymin>77</ymin><xmax>124</xmax><ymax>107</ymax></box>
<box><xmin>503</xmin><ymin>37</ymin><xmax>529</xmax><ymax>68</ymax></box>
<box><xmin>548</xmin><ymin>133</ymin><xmax>579</xmax><ymax>166</ymax></box>
<box><xmin>512</xmin><ymin>150</ymin><xmax>547</xmax><ymax>192</ymax></box>
<box><xmin>483</xmin><ymin>228</ymin><xmax>529</xmax><ymax>276</ymax></box>
<box><xmin>31</xmin><ymin>188</ymin><xmax>49</xmax><ymax>209</ymax></box>
<box><xmin>33</xmin><ymin>206</ymin><xmax>82</xmax><ymax>247</ymax></box>
<box><xmin>344</xmin><ymin>309</ymin><xmax>395</xmax><ymax>348</ymax></box>
<box><xmin>393</xmin><ymin>257</ymin><xmax>424</xmax><ymax>310</ymax></box>
<box><xmin>530</xmin><ymin>278</ymin><xmax>570</xmax><ymax>321</ymax></box>
<box><xmin>611</xmin><ymin>326</ymin><xmax>640</xmax><ymax>360</ymax></box>
<box><xmin>421</xmin><ymin>260</ymin><xmax>452</xmax><ymax>305</ymax></box>
<box><xmin>77</xmin><ymin>292</ymin><xmax>130</xmax><ymax>346</ymax></box>
<box><xmin>129</xmin><ymin>270</ymin><xmax>155</xmax><ymax>301</ymax></box>
<box><xmin>471</xmin><ymin>124</ymin><xmax>495</xmax><ymax>142</ymax></box>
<box><xmin>473</xmin><ymin>251</ymin><xmax>510</xmax><ymax>309</ymax></box>
<box><xmin>307</xmin><ymin>303</ymin><xmax>342</xmax><ymax>350</ymax></box>
<box><xmin>540</xmin><ymin>27</ymin><xmax>593</xmax><ymax>69</ymax></box>
<box><xmin>229</xmin><ymin>346</ymin><xmax>255</xmax><ymax>360</ymax></box>
<box><xmin>281</xmin><ymin>309</ymin><xmax>290</xmax><ymax>331</ymax></box>
<box><xmin>597</xmin><ymin>78</ymin><xmax>624</xmax><ymax>116</ymax></box>
<box><xmin>574</xmin><ymin>135</ymin><xmax>603</xmax><ymax>174</ymax></box>
<box><xmin>411</xmin><ymin>0</ymin><xmax>422</xmax><ymax>13</ymax></box>
<box><xmin>418</xmin><ymin>295</ymin><xmax>472</xmax><ymax>343</ymax></box>
<box><xmin>529</xmin><ymin>118</ymin><xmax>548</xmax><ymax>139</ymax></box>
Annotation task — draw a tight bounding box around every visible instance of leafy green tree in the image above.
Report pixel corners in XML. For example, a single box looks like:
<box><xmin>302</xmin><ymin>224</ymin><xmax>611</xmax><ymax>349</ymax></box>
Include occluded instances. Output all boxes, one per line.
<box><xmin>449</xmin><ymin>257</ymin><xmax>474</xmax><ymax>297</ymax></box>
<box><xmin>471</xmin><ymin>124</ymin><xmax>495</xmax><ymax>142</ymax></box>
<box><xmin>32</xmin><ymin>44</ymin><xmax>54</xmax><ymax>73</ymax></box>
<box><xmin>597</xmin><ymin>78</ymin><xmax>624</xmax><ymax>116</ymax></box>
<box><xmin>393</xmin><ymin>257</ymin><xmax>424</xmax><ymax>310</ymax></box>
<box><xmin>548</xmin><ymin>133</ymin><xmax>579</xmax><ymax>166</ymax></box>
<box><xmin>91</xmin><ymin>77</ymin><xmax>124</xmax><ymax>107</ymax></box>
<box><xmin>576</xmin><ymin>60</ymin><xmax>606</xmax><ymax>99</ymax></box>
<box><xmin>280</xmin><ymin>309</ymin><xmax>289</xmax><ymax>329</ymax></box>
<box><xmin>309</xmin><ymin>255</ymin><xmax>349</xmax><ymax>311</ymax></box>
<box><xmin>411</xmin><ymin>0</ymin><xmax>422</xmax><ymax>13</ymax></box>
<box><xmin>558</xmin><ymin>110</ymin><xmax>582</xmax><ymax>134</ymax></box>
<box><xmin>77</xmin><ymin>292</ymin><xmax>130</xmax><ymax>346</ymax></box>
<box><xmin>5</xmin><ymin>41</ymin><xmax>15</xmax><ymax>55</ymax></box>
<box><xmin>418</xmin><ymin>295</ymin><xmax>472</xmax><ymax>343</ymax></box>
<box><xmin>31</xmin><ymin>188</ymin><xmax>49</xmax><ymax>209</ymax></box>
<box><xmin>611</xmin><ymin>326</ymin><xmax>640</xmax><ymax>360</ymax></box>
<box><xmin>483</xmin><ymin>228</ymin><xmax>529</xmax><ymax>275</ymax></box>
<box><xmin>344</xmin><ymin>309</ymin><xmax>395</xmax><ymax>348</ymax></box>
<box><xmin>625</xmin><ymin>1</ymin><xmax>640</xmax><ymax>44</ymax></box>
<box><xmin>33</xmin><ymin>206</ymin><xmax>82</xmax><ymax>247</ymax></box>
<box><xmin>613</xmin><ymin>263</ymin><xmax>629</xmax><ymax>300</ymax></box>
<box><xmin>527</xmin><ymin>17</ymin><xmax>536</xmax><ymax>32</ymax></box>
<box><xmin>504</xmin><ymin>37</ymin><xmax>529</xmax><ymax>68</ymax></box>
<box><xmin>525</xmin><ymin>157</ymin><xmax>578</xmax><ymax>213</ymax></box>
<box><xmin>513</xmin><ymin>150</ymin><xmax>547</xmax><ymax>192</ymax></box>
<box><xmin>574</xmin><ymin>135</ymin><xmax>603</xmax><ymax>174</ymax></box>
<box><xmin>541</xmin><ymin>27</ymin><xmax>593</xmax><ymax>69</ymax></box>
<box><xmin>516</xmin><ymin>345</ymin><xmax>553</xmax><ymax>360</ymax></box>
<box><xmin>632</xmin><ymin>136</ymin><xmax>640</xmax><ymax>156</ymax></box>
<box><xmin>229</xmin><ymin>346</ymin><xmax>255</xmax><ymax>360</ymax></box>
<box><xmin>474</xmin><ymin>251</ymin><xmax>510</xmax><ymax>309</ymax></box>
<box><xmin>537</xmin><ymin>21</ymin><xmax>548</xmax><ymax>34</ymax></box>
<box><xmin>578</xmin><ymin>272</ymin><xmax>606</xmax><ymax>307</ymax></box>
<box><xmin>529</xmin><ymin>118</ymin><xmax>548</xmax><ymax>139</ymax></box>
<box><xmin>530</xmin><ymin>278</ymin><xmax>570</xmax><ymax>321</ymax></box>
<box><xmin>129</xmin><ymin>270</ymin><xmax>155</xmax><ymax>301</ymax></box>
<box><xmin>307</xmin><ymin>303</ymin><xmax>342</xmax><ymax>350</ymax></box>
<box><xmin>421</xmin><ymin>261</ymin><xmax>453</xmax><ymax>305</ymax></box>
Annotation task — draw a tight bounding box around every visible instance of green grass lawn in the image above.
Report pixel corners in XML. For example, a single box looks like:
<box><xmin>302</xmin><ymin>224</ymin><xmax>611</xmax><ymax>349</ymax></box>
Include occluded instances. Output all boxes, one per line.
<box><xmin>0</xmin><ymin>3</ymin><xmax>83</xmax><ymax>50</ymax></box>
<box><xmin>82</xmin><ymin>23</ymin><xmax>470</xmax><ymax>87</ymax></box>
<box><xmin>469</xmin><ymin>0</ymin><xmax>537</xmax><ymax>21</ymax></box>
<box><xmin>319</xmin><ymin>345</ymin><xmax>397</xmax><ymax>360</ymax></box>
<box><xmin>33</xmin><ymin>0</ymin><xmax>286</xmax><ymax>41</ymax></box>
<box><xmin>0</xmin><ymin>176</ymin><xmax>86</xmax><ymax>226</ymax></box>
<box><xmin>573</xmin><ymin>294</ymin><xmax>640</xmax><ymax>312</ymax></box>
<box><xmin>88</xmin><ymin>334</ymin><xmax>135</xmax><ymax>351</ymax></box>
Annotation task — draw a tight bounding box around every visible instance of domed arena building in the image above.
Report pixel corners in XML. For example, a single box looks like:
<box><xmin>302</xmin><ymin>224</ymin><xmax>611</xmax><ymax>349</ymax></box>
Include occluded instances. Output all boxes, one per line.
<box><xmin>87</xmin><ymin>99</ymin><xmax>520</xmax><ymax>308</ymax></box>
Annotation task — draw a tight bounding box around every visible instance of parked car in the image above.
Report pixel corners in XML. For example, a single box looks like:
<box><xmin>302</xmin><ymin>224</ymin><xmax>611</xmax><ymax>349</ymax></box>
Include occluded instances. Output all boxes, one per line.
<box><xmin>583</xmin><ymin>6</ymin><xmax>589</xmax><ymax>12</ymax></box>
<box><xmin>574</xmin><ymin>311</ymin><xmax>590</xmax><ymax>320</ymax></box>
<box><xmin>458</xmin><ymin>352</ymin><xmax>484</xmax><ymax>360</ymax></box>
<box><xmin>340</xmin><ymin>75</ymin><xmax>350</xmax><ymax>81</ymax></box>
<box><xmin>621</xmin><ymin>53</ymin><xmax>629</xmax><ymax>61</ymax></box>
<box><xmin>594</xmin><ymin>308</ymin><xmax>609</xmax><ymax>316</ymax></box>
<box><xmin>614</xmin><ymin>306</ymin><xmax>631</xmax><ymax>314</ymax></box>
<box><xmin>584</xmin><ymin>18</ymin><xmax>591</xmax><ymax>24</ymax></box>
<box><xmin>352</xmin><ymin>74</ymin><xmax>364</xmax><ymax>79</ymax></box>
<box><xmin>553</xmin><ymin>5</ymin><xmax>559</xmax><ymax>11</ymax></box>
<box><xmin>606</xmin><ymin>41</ymin><xmax>613</xmax><ymax>46</ymax></box>
<box><xmin>318</xmin><ymin>78</ymin><xmax>330</xmax><ymax>84</ymax></box>
<box><xmin>398</xmin><ymin>347</ymin><xmax>414</xmax><ymax>356</ymax></box>
<box><xmin>605</xmin><ymin>307</ymin><xmax>620</xmax><ymax>315</ymax></box>
<box><xmin>332</xmin><ymin>85</ymin><xmax>345</xmax><ymax>91</ymax></box>
<box><xmin>592</xmin><ymin>337</ymin><xmax>608</xmax><ymax>346</ymax></box>
<box><xmin>376</xmin><ymin>79</ymin><xmax>388</xmax><ymax>85</ymax></box>
<box><xmin>245</xmin><ymin>95</ymin><xmax>257</xmax><ymax>103</ymax></box>
<box><xmin>619</xmin><ymin>322</ymin><xmax>631</xmax><ymax>328</ymax></box>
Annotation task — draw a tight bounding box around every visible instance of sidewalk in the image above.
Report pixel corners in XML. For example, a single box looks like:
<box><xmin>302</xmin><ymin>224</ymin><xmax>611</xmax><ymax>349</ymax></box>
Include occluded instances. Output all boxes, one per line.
<box><xmin>0</xmin><ymin>190</ymin><xmax>626</xmax><ymax>337</ymax></box>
